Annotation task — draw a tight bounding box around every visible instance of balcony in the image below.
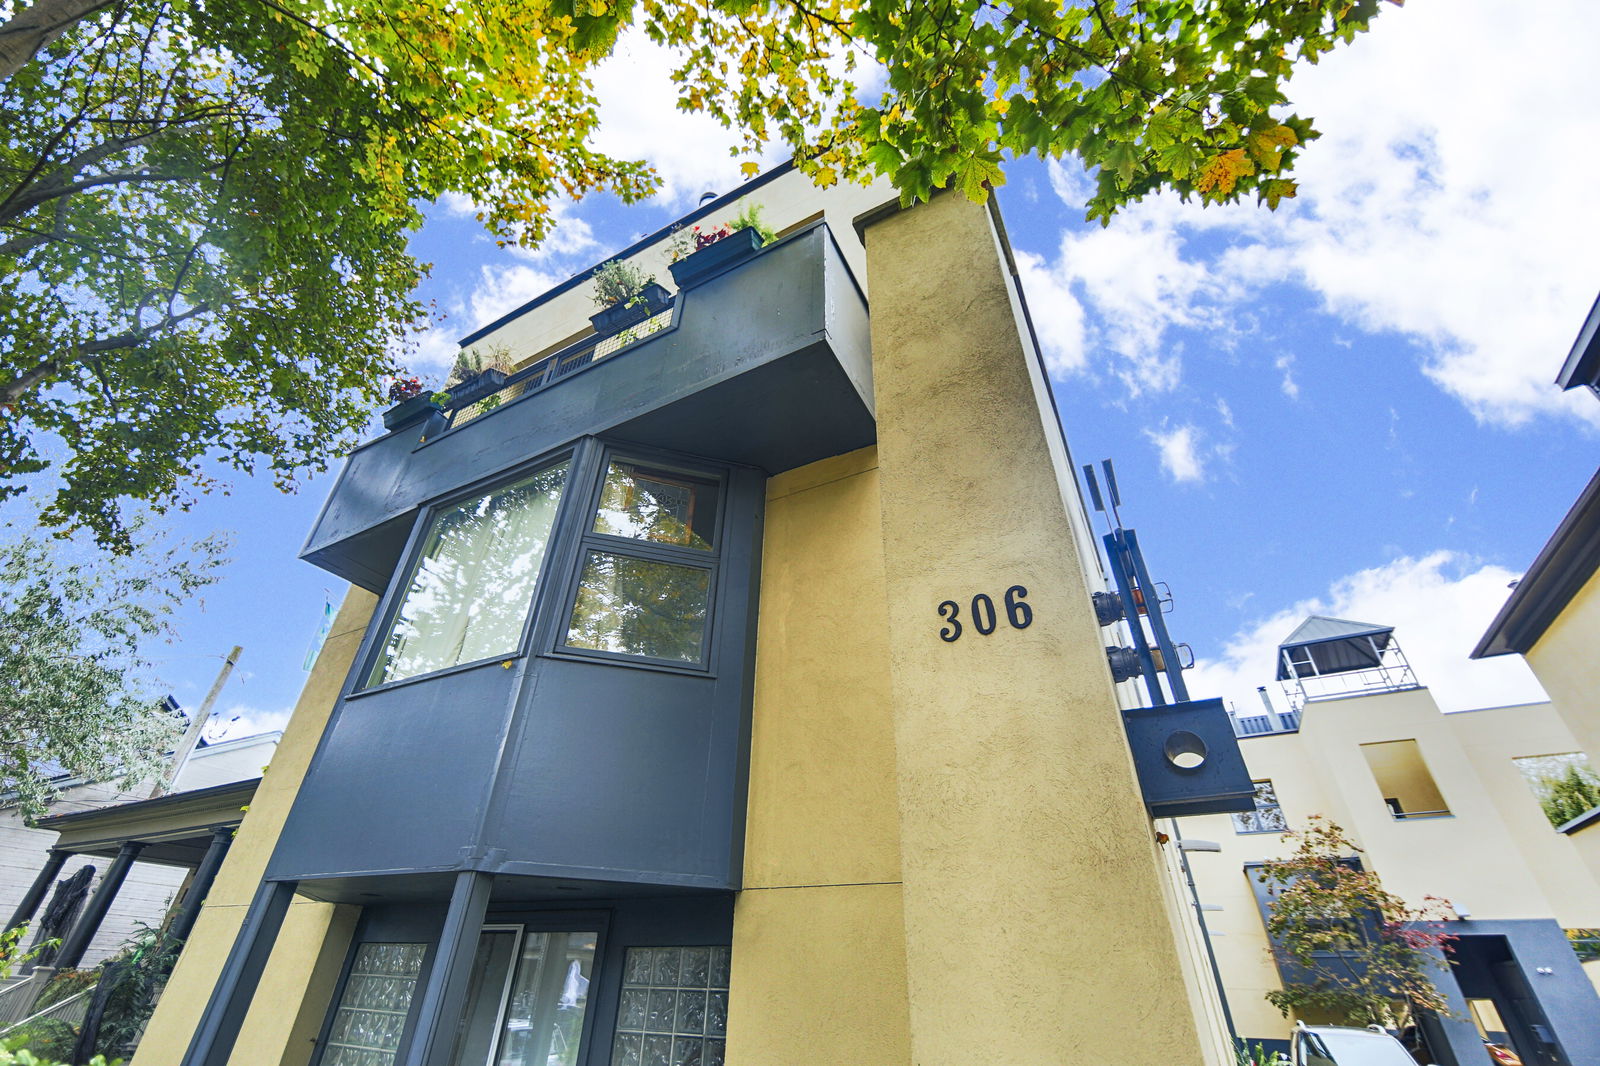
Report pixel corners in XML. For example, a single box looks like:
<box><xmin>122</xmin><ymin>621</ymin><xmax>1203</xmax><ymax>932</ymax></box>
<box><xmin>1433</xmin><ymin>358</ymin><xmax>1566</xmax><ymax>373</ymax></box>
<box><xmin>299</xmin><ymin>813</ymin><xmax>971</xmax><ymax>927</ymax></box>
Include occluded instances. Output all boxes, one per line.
<box><xmin>301</xmin><ymin>220</ymin><xmax>875</xmax><ymax>590</ymax></box>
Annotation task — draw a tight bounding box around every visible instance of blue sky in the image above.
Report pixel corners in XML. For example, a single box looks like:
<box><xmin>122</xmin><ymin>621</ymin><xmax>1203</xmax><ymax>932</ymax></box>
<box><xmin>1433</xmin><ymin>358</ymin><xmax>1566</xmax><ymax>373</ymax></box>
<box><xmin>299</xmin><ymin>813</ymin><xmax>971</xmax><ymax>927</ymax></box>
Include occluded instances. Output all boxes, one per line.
<box><xmin>106</xmin><ymin>0</ymin><xmax>1599</xmax><ymax>735</ymax></box>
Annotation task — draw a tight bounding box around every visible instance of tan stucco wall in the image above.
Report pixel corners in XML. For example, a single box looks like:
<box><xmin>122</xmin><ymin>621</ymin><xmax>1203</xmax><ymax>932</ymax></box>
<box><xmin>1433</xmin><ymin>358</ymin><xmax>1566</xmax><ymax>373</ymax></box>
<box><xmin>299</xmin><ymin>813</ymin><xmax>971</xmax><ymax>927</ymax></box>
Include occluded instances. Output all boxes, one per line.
<box><xmin>135</xmin><ymin>588</ymin><xmax>378</xmax><ymax>1066</ymax></box>
<box><xmin>727</xmin><ymin>446</ymin><xmax>913</xmax><ymax>1064</ymax></box>
<box><xmin>1182</xmin><ymin>687</ymin><xmax>1600</xmax><ymax>1042</ymax></box>
<box><xmin>864</xmin><ymin>192</ymin><xmax>1214</xmax><ymax>1065</ymax></box>
<box><xmin>1527</xmin><ymin>566</ymin><xmax>1600</xmax><ymax>765</ymax></box>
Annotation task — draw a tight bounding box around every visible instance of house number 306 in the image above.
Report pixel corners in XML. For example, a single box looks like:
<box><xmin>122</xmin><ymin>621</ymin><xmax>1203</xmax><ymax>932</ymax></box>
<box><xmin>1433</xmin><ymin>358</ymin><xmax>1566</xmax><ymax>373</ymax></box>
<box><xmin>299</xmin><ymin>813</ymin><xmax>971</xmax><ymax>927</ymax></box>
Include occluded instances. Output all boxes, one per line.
<box><xmin>937</xmin><ymin>586</ymin><xmax>1032</xmax><ymax>642</ymax></box>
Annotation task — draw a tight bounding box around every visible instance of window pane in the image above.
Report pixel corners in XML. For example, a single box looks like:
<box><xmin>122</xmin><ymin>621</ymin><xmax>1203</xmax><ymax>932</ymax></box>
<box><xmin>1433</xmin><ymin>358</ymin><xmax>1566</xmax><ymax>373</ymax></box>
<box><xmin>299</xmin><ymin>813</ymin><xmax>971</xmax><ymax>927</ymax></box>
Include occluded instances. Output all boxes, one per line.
<box><xmin>495</xmin><ymin>930</ymin><xmax>598</xmax><ymax>1066</ymax></box>
<box><xmin>370</xmin><ymin>463</ymin><xmax>569</xmax><ymax>685</ymax></box>
<box><xmin>612</xmin><ymin>946</ymin><xmax>730</xmax><ymax>1066</ymax></box>
<box><xmin>564</xmin><ymin>552</ymin><xmax>710</xmax><ymax>663</ymax></box>
<box><xmin>322</xmin><ymin>943</ymin><xmax>426</xmax><ymax>1066</ymax></box>
<box><xmin>446</xmin><ymin>930</ymin><xmax>520</xmax><ymax>1066</ymax></box>
<box><xmin>594</xmin><ymin>461</ymin><xmax>719</xmax><ymax>550</ymax></box>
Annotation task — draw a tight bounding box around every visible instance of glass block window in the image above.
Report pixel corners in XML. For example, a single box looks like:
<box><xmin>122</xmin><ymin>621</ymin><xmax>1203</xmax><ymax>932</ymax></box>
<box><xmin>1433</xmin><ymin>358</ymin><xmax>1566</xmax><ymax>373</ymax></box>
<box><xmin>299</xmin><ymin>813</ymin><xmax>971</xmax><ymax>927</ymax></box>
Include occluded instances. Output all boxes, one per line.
<box><xmin>612</xmin><ymin>946</ymin><xmax>731</xmax><ymax>1066</ymax></box>
<box><xmin>322</xmin><ymin>943</ymin><xmax>426</xmax><ymax>1066</ymax></box>
<box><xmin>1231</xmin><ymin>779</ymin><xmax>1288</xmax><ymax>834</ymax></box>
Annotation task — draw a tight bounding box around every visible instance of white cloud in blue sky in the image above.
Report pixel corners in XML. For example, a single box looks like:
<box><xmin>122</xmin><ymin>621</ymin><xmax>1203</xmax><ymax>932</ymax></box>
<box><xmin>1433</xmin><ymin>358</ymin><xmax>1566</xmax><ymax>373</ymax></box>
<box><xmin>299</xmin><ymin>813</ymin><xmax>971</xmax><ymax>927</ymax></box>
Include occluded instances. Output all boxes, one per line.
<box><xmin>1029</xmin><ymin>0</ymin><xmax>1600</xmax><ymax>431</ymax></box>
<box><xmin>1188</xmin><ymin>552</ymin><xmax>1547</xmax><ymax>718</ymax></box>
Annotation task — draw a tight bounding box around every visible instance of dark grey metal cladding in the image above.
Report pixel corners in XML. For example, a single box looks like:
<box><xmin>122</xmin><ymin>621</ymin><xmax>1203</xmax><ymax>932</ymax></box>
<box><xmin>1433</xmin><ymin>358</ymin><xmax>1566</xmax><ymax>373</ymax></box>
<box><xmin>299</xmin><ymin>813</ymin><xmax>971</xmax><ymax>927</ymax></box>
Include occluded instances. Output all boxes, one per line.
<box><xmin>486</xmin><ymin>662</ymin><xmax>730</xmax><ymax>887</ymax></box>
<box><xmin>270</xmin><ymin>451</ymin><xmax>763</xmax><ymax>894</ymax></box>
<box><xmin>268</xmin><ymin>662</ymin><xmax>519</xmax><ymax>880</ymax></box>
<box><xmin>303</xmin><ymin>222</ymin><xmax>872</xmax><ymax>592</ymax></box>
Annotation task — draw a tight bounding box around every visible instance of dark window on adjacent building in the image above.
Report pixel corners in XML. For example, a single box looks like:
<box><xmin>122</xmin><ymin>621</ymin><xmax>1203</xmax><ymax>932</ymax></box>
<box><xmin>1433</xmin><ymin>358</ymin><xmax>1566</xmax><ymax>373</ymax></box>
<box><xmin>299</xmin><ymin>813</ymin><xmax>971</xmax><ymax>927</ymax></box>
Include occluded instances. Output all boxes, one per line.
<box><xmin>1232</xmin><ymin>779</ymin><xmax>1288</xmax><ymax>834</ymax></box>
<box><xmin>562</xmin><ymin>458</ymin><xmax>722</xmax><ymax>666</ymax></box>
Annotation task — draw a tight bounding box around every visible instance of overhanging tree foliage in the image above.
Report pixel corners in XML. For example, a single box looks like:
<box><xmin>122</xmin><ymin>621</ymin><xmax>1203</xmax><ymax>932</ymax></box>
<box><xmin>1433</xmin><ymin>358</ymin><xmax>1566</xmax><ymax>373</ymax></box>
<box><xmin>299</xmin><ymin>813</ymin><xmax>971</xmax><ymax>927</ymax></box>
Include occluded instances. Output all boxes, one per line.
<box><xmin>0</xmin><ymin>525</ymin><xmax>228</xmax><ymax>816</ymax></box>
<box><xmin>1257</xmin><ymin>816</ymin><xmax>1455</xmax><ymax>1027</ymax></box>
<box><xmin>0</xmin><ymin>0</ymin><xmax>1394</xmax><ymax>548</ymax></box>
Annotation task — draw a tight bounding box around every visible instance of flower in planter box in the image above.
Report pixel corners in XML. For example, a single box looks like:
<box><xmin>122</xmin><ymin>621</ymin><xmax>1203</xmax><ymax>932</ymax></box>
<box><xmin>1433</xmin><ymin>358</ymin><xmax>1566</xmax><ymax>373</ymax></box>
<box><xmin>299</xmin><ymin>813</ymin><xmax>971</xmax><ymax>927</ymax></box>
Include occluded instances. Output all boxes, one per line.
<box><xmin>388</xmin><ymin>376</ymin><xmax>425</xmax><ymax>402</ymax></box>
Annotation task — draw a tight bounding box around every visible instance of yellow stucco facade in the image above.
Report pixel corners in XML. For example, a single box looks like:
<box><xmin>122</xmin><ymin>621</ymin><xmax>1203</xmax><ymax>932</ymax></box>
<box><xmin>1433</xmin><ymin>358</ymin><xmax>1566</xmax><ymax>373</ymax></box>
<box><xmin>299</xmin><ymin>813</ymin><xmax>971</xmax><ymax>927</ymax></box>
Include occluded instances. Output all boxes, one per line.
<box><xmin>136</xmin><ymin>589</ymin><xmax>377</xmax><ymax>1066</ymax></box>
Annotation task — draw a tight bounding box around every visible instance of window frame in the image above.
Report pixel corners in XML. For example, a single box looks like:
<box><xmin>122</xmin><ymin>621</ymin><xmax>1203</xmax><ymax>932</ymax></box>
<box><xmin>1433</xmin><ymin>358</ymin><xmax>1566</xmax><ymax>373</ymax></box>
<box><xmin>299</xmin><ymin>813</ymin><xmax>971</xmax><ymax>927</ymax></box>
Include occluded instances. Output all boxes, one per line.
<box><xmin>1232</xmin><ymin>779</ymin><xmax>1289</xmax><ymax>835</ymax></box>
<box><xmin>356</xmin><ymin>449</ymin><xmax>579</xmax><ymax>694</ymax></box>
<box><xmin>546</xmin><ymin>446</ymin><xmax>729</xmax><ymax>675</ymax></box>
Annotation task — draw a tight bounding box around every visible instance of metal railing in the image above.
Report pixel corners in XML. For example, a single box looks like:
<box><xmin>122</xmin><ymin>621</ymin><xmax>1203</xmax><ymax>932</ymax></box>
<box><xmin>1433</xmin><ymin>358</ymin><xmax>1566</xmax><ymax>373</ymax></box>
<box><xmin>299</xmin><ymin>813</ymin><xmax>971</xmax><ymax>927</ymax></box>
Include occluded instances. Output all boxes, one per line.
<box><xmin>0</xmin><ymin>970</ymin><xmax>53</xmax><ymax>1028</ymax></box>
<box><xmin>446</xmin><ymin>307</ymin><xmax>676</xmax><ymax>432</ymax></box>
<box><xmin>0</xmin><ymin>982</ymin><xmax>96</xmax><ymax>1040</ymax></box>
<box><xmin>1230</xmin><ymin>710</ymin><xmax>1301</xmax><ymax>738</ymax></box>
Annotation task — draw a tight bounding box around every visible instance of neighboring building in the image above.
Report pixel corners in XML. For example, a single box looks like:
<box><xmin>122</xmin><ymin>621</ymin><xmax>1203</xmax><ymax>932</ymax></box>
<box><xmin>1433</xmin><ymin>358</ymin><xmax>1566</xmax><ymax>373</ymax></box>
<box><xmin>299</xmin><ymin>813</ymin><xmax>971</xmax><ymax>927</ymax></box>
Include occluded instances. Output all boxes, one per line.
<box><xmin>1474</xmin><ymin>294</ymin><xmax>1600</xmax><ymax>881</ymax></box>
<box><xmin>0</xmin><ymin>731</ymin><xmax>280</xmax><ymax>971</ymax></box>
<box><xmin>133</xmin><ymin>169</ymin><xmax>1259</xmax><ymax>1066</ymax></box>
<box><xmin>1190</xmin><ymin>618</ymin><xmax>1600</xmax><ymax>1066</ymax></box>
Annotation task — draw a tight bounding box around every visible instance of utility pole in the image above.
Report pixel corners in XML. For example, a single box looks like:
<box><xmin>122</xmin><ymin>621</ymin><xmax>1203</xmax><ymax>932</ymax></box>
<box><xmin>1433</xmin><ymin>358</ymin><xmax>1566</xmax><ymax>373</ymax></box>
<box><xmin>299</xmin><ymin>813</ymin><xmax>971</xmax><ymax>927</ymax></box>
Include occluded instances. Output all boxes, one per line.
<box><xmin>150</xmin><ymin>646</ymin><xmax>242</xmax><ymax>799</ymax></box>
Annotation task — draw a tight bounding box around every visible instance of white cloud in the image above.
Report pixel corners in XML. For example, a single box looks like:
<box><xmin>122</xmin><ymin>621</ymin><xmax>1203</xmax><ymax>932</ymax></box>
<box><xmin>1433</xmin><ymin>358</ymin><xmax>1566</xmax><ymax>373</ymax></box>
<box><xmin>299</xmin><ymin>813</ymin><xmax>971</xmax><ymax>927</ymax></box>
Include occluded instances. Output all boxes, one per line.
<box><xmin>1146</xmin><ymin>423</ymin><xmax>1207</xmax><ymax>483</ymax></box>
<box><xmin>1188</xmin><ymin>552</ymin><xmax>1547</xmax><ymax>717</ymax></box>
<box><xmin>591</xmin><ymin>34</ymin><xmax>782</xmax><ymax>209</ymax></box>
<box><xmin>1030</xmin><ymin>0</ymin><xmax>1600</xmax><ymax>428</ymax></box>
<box><xmin>467</xmin><ymin>264</ymin><xmax>564</xmax><ymax>334</ymax></box>
<box><xmin>1015</xmin><ymin>250</ymin><xmax>1088</xmax><ymax>374</ymax></box>
<box><xmin>1275</xmin><ymin>354</ymin><xmax>1300</xmax><ymax>401</ymax></box>
<box><xmin>205</xmin><ymin>703</ymin><xmax>293</xmax><ymax>742</ymax></box>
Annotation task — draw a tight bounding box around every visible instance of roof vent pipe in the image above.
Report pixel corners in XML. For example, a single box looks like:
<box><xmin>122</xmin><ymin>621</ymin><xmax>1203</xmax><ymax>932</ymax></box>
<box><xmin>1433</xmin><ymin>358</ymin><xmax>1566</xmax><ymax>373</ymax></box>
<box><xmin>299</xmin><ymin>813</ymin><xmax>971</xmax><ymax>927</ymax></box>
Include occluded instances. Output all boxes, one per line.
<box><xmin>1256</xmin><ymin>686</ymin><xmax>1275</xmax><ymax>716</ymax></box>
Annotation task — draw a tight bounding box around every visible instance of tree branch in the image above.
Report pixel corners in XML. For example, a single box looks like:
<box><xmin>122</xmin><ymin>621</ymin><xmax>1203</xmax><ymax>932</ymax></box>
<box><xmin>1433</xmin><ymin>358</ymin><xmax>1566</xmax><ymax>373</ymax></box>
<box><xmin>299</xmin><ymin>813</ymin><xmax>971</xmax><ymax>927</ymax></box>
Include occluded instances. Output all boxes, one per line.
<box><xmin>0</xmin><ymin>0</ymin><xmax>118</xmax><ymax>82</ymax></box>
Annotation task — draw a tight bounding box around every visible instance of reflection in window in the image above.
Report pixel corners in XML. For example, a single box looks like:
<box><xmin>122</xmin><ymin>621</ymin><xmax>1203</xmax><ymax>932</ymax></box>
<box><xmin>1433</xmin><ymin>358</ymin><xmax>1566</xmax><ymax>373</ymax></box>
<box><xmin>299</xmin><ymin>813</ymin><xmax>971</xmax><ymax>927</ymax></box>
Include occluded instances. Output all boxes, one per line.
<box><xmin>564</xmin><ymin>553</ymin><xmax>710</xmax><ymax>663</ymax></box>
<box><xmin>594</xmin><ymin>461</ymin><xmax>719</xmax><ymax>550</ymax></box>
<box><xmin>612</xmin><ymin>946</ymin><xmax>730</xmax><ymax>1066</ymax></box>
<box><xmin>1232</xmin><ymin>780</ymin><xmax>1288</xmax><ymax>834</ymax></box>
<box><xmin>322</xmin><ymin>943</ymin><xmax>426</xmax><ymax>1066</ymax></box>
<box><xmin>370</xmin><ymin>463</ymin><xmax>569</xmax><ymax>686</ymax></box>
<box><xmin>447</xmin><ymin>928</ymin><xmax>598</xmax><ymax>1066</ymax></box>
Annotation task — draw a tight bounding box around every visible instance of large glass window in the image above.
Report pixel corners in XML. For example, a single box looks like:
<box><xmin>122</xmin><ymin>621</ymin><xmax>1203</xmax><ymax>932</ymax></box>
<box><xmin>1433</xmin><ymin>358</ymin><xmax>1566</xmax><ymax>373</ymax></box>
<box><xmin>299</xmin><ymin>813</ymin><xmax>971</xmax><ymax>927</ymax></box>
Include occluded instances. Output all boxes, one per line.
<box><xmin>369</xmin><ymin>462</ymin><xmax>569</xmax><ymax>686</ymax></box>
<box><xmin>447</xmin><ymin>926</ymin><xmax>599</xmax><ymax>1066</ymax></box>
<box><xmin>563</xmin><ymin>459</ymin><xmax>720</xmax><ymax>666</ymax></box>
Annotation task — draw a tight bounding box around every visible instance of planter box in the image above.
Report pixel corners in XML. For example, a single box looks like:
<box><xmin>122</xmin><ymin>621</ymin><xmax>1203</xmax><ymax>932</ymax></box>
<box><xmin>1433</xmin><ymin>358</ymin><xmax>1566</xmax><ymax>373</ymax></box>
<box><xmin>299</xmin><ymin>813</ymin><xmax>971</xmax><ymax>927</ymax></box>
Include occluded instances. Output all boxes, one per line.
<box><xmin>668</xmin><ymin>228</ymin><xmax>764</xmax><ymax>289</ymax></box>
<box><xmin>382</xmin><ymin>394</ymin><xmax>441</xmax><ymax>431</ymax></box>
<box><xmin>589</xmin><ymin>282</ymin><xmax>673</xmax><ymax>336</ymax></box>
<box><xmin>447</xmin><ymin>368</ymin><xmax>510</xmax><ymax>408</ymax></box>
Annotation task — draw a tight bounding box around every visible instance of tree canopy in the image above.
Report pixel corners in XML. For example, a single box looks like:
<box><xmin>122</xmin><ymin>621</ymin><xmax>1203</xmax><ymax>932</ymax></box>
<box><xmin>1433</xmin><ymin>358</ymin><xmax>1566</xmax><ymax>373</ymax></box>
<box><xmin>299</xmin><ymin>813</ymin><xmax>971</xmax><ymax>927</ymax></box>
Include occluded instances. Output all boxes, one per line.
<box><xmin>1257</xmin><ymin>816</ymin><xmax>1454</xmax><ymax>1027</ymax></box>
<box><xmin>0</xmin><ymin>524</ymin><xmax>228</xmax><ymax>816</ymax></box>
<box><xmin>0</xmin><ymin>0</ymin><xmax>1393</xmax><ymax>547</ymax></box>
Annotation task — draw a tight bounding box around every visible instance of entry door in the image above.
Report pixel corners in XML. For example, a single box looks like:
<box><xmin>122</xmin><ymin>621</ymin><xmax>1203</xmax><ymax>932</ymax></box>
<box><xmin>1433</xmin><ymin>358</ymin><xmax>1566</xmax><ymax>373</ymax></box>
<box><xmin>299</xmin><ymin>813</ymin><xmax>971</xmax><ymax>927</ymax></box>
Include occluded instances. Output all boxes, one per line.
<box><xmin>447</xmin><ymin>925</ymin><xmax>601</xmax><ymax>1066</ymax></box>
<box><xmin>1492</xmin><ymin>961</ymin><xmax>1567</xmax><ymax>1066</ymax></box>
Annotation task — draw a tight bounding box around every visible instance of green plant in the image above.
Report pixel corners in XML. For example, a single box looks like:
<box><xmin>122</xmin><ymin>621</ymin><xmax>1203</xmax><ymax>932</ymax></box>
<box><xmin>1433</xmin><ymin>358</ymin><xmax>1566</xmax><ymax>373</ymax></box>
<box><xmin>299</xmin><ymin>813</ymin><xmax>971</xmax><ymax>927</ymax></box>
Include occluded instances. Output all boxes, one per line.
<box><xmin>450</xmin><ymin>343</ymin><xmax>516</xmax><ymax>384</ymax></box>
<box><xmin>726</xmin><ymin>203</ymin><xmax>776</xmax><ymax>246</ymax></box>
<box><xmin>431</xmin><ymin>391</ymin><xmax>453</xmax><ymax>408</ymax></box>
<box><xmin>664</xmin><ymin>227</ymin><xmax>695</xmax><ymax>264</ymax></box>
<box><xmin>0</xmin><ymin>1034</ymin><xmax>117</xmax><ymax>1065</ymax></box>
<box><xmin>590</xmin><ymin>260</ymin><xmax>657</xmax><ymax>309</ymax></box>
<box><xmin>1236</xmin><ymin>1041</ymin><xmax>1285</xmax><ymax>1066</ymax></box>
<box><xmin>1257</xmin><ymin>816</ymin><xmax>1455</xmax><ymax>1028</ymax></box>
<box><xmin>1538</xmin><ymin>765</ymin><xmax>1600</xmax><ymax>827</ymax></box>
<box><xmin>88</xmin><ymin>923</ymin><xmax>182</xmax><ymax>1059</ymax></box>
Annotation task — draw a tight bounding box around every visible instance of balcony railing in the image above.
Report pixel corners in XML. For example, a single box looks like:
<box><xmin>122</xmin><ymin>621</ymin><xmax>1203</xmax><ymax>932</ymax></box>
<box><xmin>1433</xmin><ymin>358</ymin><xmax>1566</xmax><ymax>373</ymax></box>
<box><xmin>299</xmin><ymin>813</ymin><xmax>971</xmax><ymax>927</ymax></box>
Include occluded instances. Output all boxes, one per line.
<box><xmin>446</xmin><ymin>306</ymin><xmax>678</xmax><ymax>432</ymax></box>
<box><xmin>1231</xmin><ymin>710</ymin><xmax>1301</xmax><ymax>738</ymax></box>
